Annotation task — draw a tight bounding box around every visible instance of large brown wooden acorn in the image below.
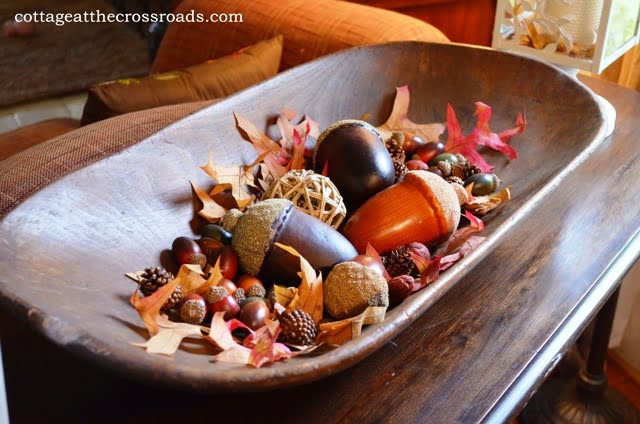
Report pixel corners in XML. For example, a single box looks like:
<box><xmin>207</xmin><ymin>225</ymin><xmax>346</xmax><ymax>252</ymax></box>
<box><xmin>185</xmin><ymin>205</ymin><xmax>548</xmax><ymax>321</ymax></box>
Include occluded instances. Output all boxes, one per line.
<box><xmin>343</xmin><ymin>170</ymin><xmax>466</xmax><ymax>253</ymax></box>
<box><xmin>313</xmin><ymin>120</ymin><xmax>395</xmax><ymax>212</ymax></box>
<box><xmin>223</xmin><ymin>199</ymin><xmax>357</xmax><ymax>286</ymax></box>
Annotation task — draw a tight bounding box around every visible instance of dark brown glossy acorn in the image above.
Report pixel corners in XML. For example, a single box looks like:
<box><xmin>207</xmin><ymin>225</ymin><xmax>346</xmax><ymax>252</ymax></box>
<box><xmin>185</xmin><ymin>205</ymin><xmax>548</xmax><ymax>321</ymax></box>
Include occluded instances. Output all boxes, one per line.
<box><xmin>313</xmin><ymin>120</ymin><xmax>395</xmax><ymax>212</ymax></box>
<box><xmin>405</xmin><ymin>160</ymin><xmax>429</xmax><ymax>171</ymax></box>
<box><xmin>200</xmin><ymin>224</ymin><xmax>233</xmax><ymax>244</ymax></box>
<box><xmin>226</xmin><ymin>199</ymin><xmax>357</xmax><ymax>286</ymax></box>
<box><xmin>351</xmin><ymin>254</ymin><xmax>386</xmax><ymax>277</ymax></box>
<box><xmin>402</xmin><ymin>132</ymin><xmax>426</xmax><ymax>155</ymax></box>
<box><xmin>236</xmin><ymin>275</ymin><xmax>263</xmax><ymax>293</ymax></box>
<box><xmin>416</xmin><ymin>141</ymin><xmax>445</xmax><ymax>163</ymax></box>
<box><xmin>198</xmin><ymin>237</ymin><xmax>224</xmax><ymax>264</ymax></box>
<box><xmin>239</xmin><ymin>301</ymin><xmax>270</xmax><ymax>330</ymax></box>
<box><xmin>172</xmin><ymin>237</ymin><xmax>202</xmax><ymax>265</ymax></box>
<box><xmin>218</xmin><ymin>246</ymin><xmax>238</xmax><ymax>280</ymax></box>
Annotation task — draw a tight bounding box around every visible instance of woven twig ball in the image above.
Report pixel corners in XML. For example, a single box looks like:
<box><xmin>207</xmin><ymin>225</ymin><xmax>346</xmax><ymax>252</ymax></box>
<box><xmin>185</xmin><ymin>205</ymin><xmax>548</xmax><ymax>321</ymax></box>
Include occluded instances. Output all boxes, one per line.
<box><xmin>265</xmin><ymin>169</ymin><xmax>346</xmax><ymax>229</ymax></box>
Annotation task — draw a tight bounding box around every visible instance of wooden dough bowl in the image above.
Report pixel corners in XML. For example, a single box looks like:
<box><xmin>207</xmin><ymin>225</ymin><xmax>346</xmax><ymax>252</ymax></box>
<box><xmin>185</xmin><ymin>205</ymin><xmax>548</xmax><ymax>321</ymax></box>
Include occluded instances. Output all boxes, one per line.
<box><xmin>0</xmin><ymin>42</ymin><xmax>605</xmax><ymax>391</ymax></box>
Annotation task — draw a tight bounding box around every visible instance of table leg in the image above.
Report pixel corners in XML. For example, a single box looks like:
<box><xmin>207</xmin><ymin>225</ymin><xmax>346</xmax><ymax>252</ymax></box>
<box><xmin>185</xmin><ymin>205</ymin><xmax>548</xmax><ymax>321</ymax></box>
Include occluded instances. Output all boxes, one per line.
<box><xmin>520</xmin><ymin>286</ymin><xmax>640</xmax><ymax>423</ymax></box>
<box><xmin>0</xmin><ymin>339</ymin><xmax>9</xmax><ymax>424</ymax></box>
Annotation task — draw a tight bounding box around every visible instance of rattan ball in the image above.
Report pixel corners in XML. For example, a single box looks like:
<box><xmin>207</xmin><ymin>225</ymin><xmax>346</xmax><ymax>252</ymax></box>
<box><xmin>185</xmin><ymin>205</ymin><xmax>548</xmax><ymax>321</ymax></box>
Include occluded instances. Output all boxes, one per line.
<box><xmin>265</xmin><ymin>169</ymin><xmax>347</xmax><ymax>229</ymax></box>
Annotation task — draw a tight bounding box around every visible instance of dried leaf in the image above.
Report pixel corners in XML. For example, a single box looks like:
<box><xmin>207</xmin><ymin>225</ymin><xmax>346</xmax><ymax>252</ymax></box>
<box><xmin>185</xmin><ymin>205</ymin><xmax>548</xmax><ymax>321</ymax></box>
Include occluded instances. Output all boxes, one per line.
<box><xmin>273</xmin><ymin>285</ymin><xmax>298</xmax><ymax>308</ymax></box>
<box><xmin>191</xmin><ymin>180</ymin><xmax>227</xmax><ymax>222</ymax></box>
<box><xmin>173</xmin><ymin>264</ymin><xmax>209</xmax><ymax>296</ymax></box>
<box><xmin>275</xmin><ymin>243</ymin><xmax>323</xmax><ymax>323</ymax></box>
<box><xmin>317</xmin><ymin>306</ymin><xmax>386</xmax><ymax>346</ymax></box>
<box><xmin>208</xmin><ymin>165</ymin><xmax>256</xmax><ymax>209</ymax></box>
<box><xmin>124</xmin><ymin>271</ymin><xmax>144</xmax><ymax>283</ymax></box>
<box><xmin>440</xmin><ymin>236</ymin><xmax>487</xmax><ymax>271</ymax></box>
<box><xmin>200</xmin><ymin>152</ymin><xmax>218</xmax><ymax>180</ymax></box>
<box><xmin>130</xmin><ymin>275</ymin><xmax>179</xmax><ymax>335</ymax></box>
<box><xmin>412</xmin><ymin>255</ymin><xmax>442</xmax><ymax>290</ymax></box>
<box><xmin>465</xmin><ymin>186</ymin><xmax>511</xmax><ymax>215</ymax></box>
<box><xmin>378</xmin><ymin>86</ymin><xmax>445</xmax><ymax>142</ymax></box>
<box><xmin>234</xmin><ymin>112</ymin><xmax>287</xmax><ymax>179</ymax></box>
<box><xmin>440</xmin><ymin>211</ymin><xmax>485</xmax><ymax>255</ymax></box>
<box><xmin>132</xmin><ymin>315</ymin><xmax>203</xmax><ymax>356</ymax></box>
<box><xmin>444</xmin><ymin>102</ymin><xmax>526</xmax><ymax>172</ymax></box>
<box><xmin>207</xmin><ymin>312</ymin><xmax>245</xmax><ymax>350</ymax></box>
<box><xmin>246</xmin><ymin>318</ymin><xmax>293</xmax><ymax>368</ymax></box>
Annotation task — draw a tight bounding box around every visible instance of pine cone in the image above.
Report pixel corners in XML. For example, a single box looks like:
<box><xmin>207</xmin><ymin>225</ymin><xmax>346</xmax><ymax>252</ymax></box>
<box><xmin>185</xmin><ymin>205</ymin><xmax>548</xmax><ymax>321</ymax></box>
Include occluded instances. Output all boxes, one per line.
<box><xmin>446</xmin><ymin>176</ymin><xmax>464</xmax><ymax>186</ymax></box>
<box><xmin>393</xmin><ymin>157</ymin><xmax>408</xmax><ymax>183</ymax></box>
<box><xmin>163</xmin><ymin>285</ymin><xmax>184</xmax><ymax>310</ymax></box>
<box><xmin>279</xmin><ymin>309</ymin><xmax>317</xmax><ymax>345</ymax></box>
<box><xmin>450</xmin><ymin>163</ymin><xmax>467</xmax><ymax>179</ymax></box>
<box><xmin>139</xmin><ymin>266</ymin><xmax>174</xmax><ymax>296</ymax></box>
<box><xmin>385</xmin><ymin>132</ymin><xmax>406</xmax><ymax>161</ymax></box>
<box><xmin>382</xmin><ymin>245</ymin><xmax>417</xmax><ymax>277</ymax></box>
<box><xmin>464</xmin><ymin>163</ymin><xmax>482</xmax><ymax>179</ymax></box>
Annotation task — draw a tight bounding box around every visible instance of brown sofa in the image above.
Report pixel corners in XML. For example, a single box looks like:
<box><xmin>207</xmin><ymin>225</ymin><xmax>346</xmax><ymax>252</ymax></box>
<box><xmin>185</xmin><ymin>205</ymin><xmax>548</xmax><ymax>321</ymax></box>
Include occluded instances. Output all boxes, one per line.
<box><xmin>0</xmin><ymin>0</ymin><xmax>448</xmax><ymax>216</ymax></box>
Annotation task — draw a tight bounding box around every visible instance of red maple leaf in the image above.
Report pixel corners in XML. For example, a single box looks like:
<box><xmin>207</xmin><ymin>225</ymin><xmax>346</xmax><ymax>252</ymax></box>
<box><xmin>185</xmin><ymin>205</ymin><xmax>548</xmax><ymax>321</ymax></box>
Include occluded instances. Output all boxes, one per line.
<box><xmin>444</xmin><ymin>103</ymin><xmax>526</xmax><ymax>172</ymax></box>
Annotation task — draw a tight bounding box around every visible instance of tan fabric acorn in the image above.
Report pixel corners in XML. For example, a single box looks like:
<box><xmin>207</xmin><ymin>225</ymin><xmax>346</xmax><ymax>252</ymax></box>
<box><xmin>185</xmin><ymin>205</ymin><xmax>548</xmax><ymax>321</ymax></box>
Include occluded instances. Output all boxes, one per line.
<box><xmin>343</xmin><ymin>170</ymin><xmax>465</xmax><ymax>252</ymax></box>
<box><xmin>323</xmin><ymin>261</ymin><xmax>389</xmax><ymax>320</ymax></box>
<box><xmin>226</xmin><ymin>199</ymin><xmax>357</xmax><ymax>286</ymax></box>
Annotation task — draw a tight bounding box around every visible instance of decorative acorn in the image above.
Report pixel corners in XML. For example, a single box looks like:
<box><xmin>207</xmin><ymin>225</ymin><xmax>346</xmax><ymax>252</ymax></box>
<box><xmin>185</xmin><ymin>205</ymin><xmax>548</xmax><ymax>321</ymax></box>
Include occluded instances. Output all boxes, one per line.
<box><xmin>313</xmin><ymin>120</ymin><xmax>395</xmax><ymax>212</ymax></box>
<box><xmin>343</xmin><ymin>170</ymin><xmax>467</xmax><ymax>253</ymax></box>
<box><xmin>226</xmin><ymin>199</ymin><xmax>357</xmax><ymax>286</ymax></box>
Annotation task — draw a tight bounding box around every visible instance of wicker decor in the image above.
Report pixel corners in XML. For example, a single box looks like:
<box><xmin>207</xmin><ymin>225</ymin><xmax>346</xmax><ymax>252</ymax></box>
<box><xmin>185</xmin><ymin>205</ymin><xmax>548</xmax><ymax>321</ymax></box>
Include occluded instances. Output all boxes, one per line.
<box><xmin>266</xmin><ymin>170</ymin><xmax>347</xmax><ymax>229</ymax></box>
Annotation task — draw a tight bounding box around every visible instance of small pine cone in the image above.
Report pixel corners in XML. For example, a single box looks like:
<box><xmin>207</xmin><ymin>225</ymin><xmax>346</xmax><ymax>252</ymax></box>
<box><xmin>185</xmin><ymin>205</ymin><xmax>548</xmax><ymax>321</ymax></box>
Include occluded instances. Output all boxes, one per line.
<box><xmin>206</xmin><ymin>285</ymin><xmax>229</xmax><ymax>304</ymax></box>
<box><xmin>446</xmin><ymin>176</ymin><xmax>464</xmax><ymax>186</ymax></box>
<box><xmin>246</xmin><ymin>284</ymin><xmax>266</xmax><ymax>298</ymax></box>
<box><xmin>163</xmin><ymin>285</ymin><xmax>184</xmax><ymax>310</ymax></box>
<box><xmin>385</xmin><ymin>132</ymin><xmax>406</xmax><ymax>162</ymax></box>
<box><xmin>437</xmin><ymin>160</ymin><xmax>452</xmax><ymax>177</ymax></box>
<box><xmin>393</xmin><ymin>158</ymin><xmax>408</xmax><ymax>183</ymax></box>
<box><xmin>382</xmin><ymin>246</ymin><xmax>417</xmax><ymax>277</ymax></box>
<box><xmin>232</xmin><ymin>287</ymin><xmax>246</xmax><ymax>305</ymax></box>
<box><xmin>189</xmin><ymin>252</ymin><xmax>208</xmax><ymax>269</ymax></box>
<box><xmin>279</xmin><ymin>309</ymin><xmax>317</xmax><ymax>346</ymax></box>
<box><xmin>464</xmin><ymin>163</ymin><xmax>482</xmax><ymax>179</ymax></box>
<box><xmin>139</xmin><ymin>266</ymin><xmax>174</xmax><ymax>297</ymax></box>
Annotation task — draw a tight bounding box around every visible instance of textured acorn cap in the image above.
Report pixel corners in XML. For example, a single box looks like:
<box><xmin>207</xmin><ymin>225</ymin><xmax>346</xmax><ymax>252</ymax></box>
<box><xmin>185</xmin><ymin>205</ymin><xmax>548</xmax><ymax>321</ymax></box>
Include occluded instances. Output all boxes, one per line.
<box><xmin>221</xmin><ymin>208</ymin><xmax>243</xmax><ymax>232</ymax></box>
<box><xmin>230</xmin><ymin>199</ymin><xmax>292</xmax><ymax>276</ymax></box>
<box><xmin>324</xmin><ymin>261</ymin><xmax>389</xmax><ymax>320</ymax></box>
<box><xmin>407</xmin><ymin>170</ymin><xmax>461</xmax><ymax>236</ymax></box>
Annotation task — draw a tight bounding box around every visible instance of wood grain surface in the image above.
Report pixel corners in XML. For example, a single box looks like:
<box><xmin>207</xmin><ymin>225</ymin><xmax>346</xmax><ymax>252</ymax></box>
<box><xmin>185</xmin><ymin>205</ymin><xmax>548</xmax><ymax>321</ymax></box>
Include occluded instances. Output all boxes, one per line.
<box><xmin>0</xmin><ymin>42</ymin><xmax>606</xmax><ymax>393</ymax></box>
<box><xmin>0</xmin><ymin>65</ymin><xmax>638</xmax><ymax>422</ymax></box>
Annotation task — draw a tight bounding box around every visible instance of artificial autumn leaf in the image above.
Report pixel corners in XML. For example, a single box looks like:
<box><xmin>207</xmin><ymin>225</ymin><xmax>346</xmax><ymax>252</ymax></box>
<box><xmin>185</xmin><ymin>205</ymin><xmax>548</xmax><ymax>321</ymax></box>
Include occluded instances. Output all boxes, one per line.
<box><xmin>378</xmin><ymin>86</ymin><xmax>445</xmax><ymax>142</ymax></box>
<box><xmin>317</xmin><ymin>306</ymin><xmax>386</xmax><ymax>346</ymax></box>
<box><xmin>438</xmin><ymin>210</ymin><xmax>485</xmax><ymax>255</ymax></box>
<box><xmin>440</xmin><ymin>236</ymin><xmax>487</xmax><ymax>272</ymax></box>
<box><xmin>272</xmin><ymin>285</ymin><xmax>298</xmax><ymax>308</ymax></box>
<box><xmin>246</xmin><ymin>318</ymin><xmax>293</xmax><ymax>368</ymax></box>
<box><xmin>275</xmin><ymin>243</ymin><xmax>323</xmax><ymax>323</ymax></box>
<box><xmin>365</xmin><ymin>242</ymin><xmax>391</xmax><ymax>281</ymax></box>
<box><xmin>190</xmin><ymin>180</ymin><xmax>227</xmax><ymax>222</ymax></box>
<box><xmin>412</xmin><ymin>255</ymin><xmax>442</xmax><ymax>291</ymax></box>
<box><xmin>132</xmin><ymin>315</ymin><xmax>203</xmax><ymax>356</ymax></box>
<box><xmin>208</xmin><ymin>164</ymin><xmax>256</xmax><ymax>209</ymax></box>
<box><xmin>444</xmin><ymin>102</ymin><xmax>526</xmax><ymax>172</ymax></box>
<box><xmin>173</xmin><ymin>264</ymin><xmax>209</xmax><ymax>297</ymax></box>
<box><xmin>130</xmin><ymin>274</ymin><xmax>179</xmax><ymax>335</ymax></box>
<box><xmin>207</xmin><ymin>312</ymin><xmax>245</xmax><ymax>350</ymax></box>
<box><xmin>465</xmin><ymin>186</ymin><xmax>512</xmax><ymax>215</ymax></box>
<box><xmin>234</xmin><ymin>112</ymin><xmax>287</xmax><ymax>179</ymax></box>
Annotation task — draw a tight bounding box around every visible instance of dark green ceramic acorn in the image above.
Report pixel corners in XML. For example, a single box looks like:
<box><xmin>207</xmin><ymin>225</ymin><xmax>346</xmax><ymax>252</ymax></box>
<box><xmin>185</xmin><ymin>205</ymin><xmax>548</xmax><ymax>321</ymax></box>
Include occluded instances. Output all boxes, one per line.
<box><xmin>313</xmin><ymin>120</ymin><xmax>395</xmax><ymax>212</ymax></box>
<box><xmin>428</xmin><ymin>152</ymin><xmax>459</xmax><ymax>167</ymax></box>
<box><xmin>465</xmin><ymin>173</ymin><xmax>499</xmax><ymax>196</ymax></box>
<box><xmin>200</xmin><ymin>224</ymin><xmax>233</xmax><ymax>244</ymax></box>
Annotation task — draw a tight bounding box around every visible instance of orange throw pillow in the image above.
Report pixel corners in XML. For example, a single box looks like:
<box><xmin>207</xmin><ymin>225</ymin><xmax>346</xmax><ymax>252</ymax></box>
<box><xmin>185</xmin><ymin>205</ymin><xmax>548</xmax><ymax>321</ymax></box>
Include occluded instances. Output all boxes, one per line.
<box><xmin>81</xmin><ymin>35</ymin><xmax>283</xmax><ymax>125</ymax></box>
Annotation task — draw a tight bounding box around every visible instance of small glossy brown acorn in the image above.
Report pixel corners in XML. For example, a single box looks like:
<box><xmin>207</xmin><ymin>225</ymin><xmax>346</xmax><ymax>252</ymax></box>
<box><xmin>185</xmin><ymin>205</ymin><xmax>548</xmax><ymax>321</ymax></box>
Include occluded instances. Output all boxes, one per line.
<box><xmin>402</xmin><ymin>132</ymin><xmax>426</xmax><ymax>155</ymax></box>
<box><xmin>313</xmin><ymin>120</ymin><xmax>395</xmax><ymax>212</ymax></box>
<box><xmin>343</xmin><ymin>170</ymin><xmax>463</xmax><ymax>253</ymax></box>
<box><xmin>218</xmin><ymin>246</ymin><xmax>238</xmax><ymax>280</ymax></box>
<box><xmin>236</xmin><ymin>275</ymin><xmax>264</xmax><ymax>293</ymax></box>
<box><xmin>416</xmin><ymin>142</ymin><xmax>445</xmax><ymax>164</ymax></box>
<box><xmin>351</xmin><ymin>254</ymin><xmax>386</xmax><ymax>277</ymax></box>
<box><xmin>198</xmin><ymin>237</ymin><xmax>224</xmax><ymax>264</ymax></box>
<box><xmin>209</xmin><ymin>294</ymin><xmax>240</xmax><ymax>320</ymax></box>
<box><xmin>239</xmin><ymin>301</ymin><xmax>270</xmax><ymax>330</ymax></box>
<box><xmin>172</xmin><ymin>237</ymin><xmax>202</xmax><ymax>265</ymax></box>
<box><xmin>406</xmin><ymin>160</ymin><xmax>429</xmax><ymax>171</ymax></box>
<box><xmin>217</xmin><ymin>278</ymin><xmax>237</xmax><ymax>295</ymax></box>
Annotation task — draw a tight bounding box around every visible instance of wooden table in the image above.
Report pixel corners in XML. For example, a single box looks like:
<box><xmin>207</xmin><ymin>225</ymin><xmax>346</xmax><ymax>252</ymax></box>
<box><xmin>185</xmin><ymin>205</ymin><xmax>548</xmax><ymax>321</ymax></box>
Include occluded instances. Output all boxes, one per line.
<box><xmin>1</xmin><ymin>76</ymin><xmax>639</xmax><ymax>423</ymax></box>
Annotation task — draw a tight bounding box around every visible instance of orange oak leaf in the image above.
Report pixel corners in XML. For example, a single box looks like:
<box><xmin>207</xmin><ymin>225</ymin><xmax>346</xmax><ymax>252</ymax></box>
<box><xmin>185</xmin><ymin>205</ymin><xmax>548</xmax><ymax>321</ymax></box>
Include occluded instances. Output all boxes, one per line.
<box><xmin>234</xmin><ymin>112</ymin><xmax>287</xmax><ymax>179</ymax></box>
<box><xmin>272</xmin><ymin>285</ymin><xmax>298</xmax><ymax>309</ymax></box>
<box><xmin>132</xmin><ymin>315</ymin><xmax>203</xmax><ymax>356</ymax></box>
<box><xmin>275</xmin><ymin>243</ymin><xmax>323</xmax><ymax>323</ymax></box>
<box><xmin>190</xmin><ymin>180</ymin><xmax>227</xmax><ymax>222</ymax></box>
<box><xmin>465</xmin><ymin>186</ymin><xmax>511</xmax><ymax>216</ymax></box>
<box><xmin>412</xmin><ymin>255</ymin><xmax>442</xmax><ymax>290</ymax></box>
<box><xmin>130</xmin><ymin>274</ymin><xmax>180</xmax><ymax>335</ymax></box>
<box><xmin>378</xmin><ymin>86</ymin><xmax>445</xmax><ymax>142</ymax></box>
<box><xmin>317</xmin><ymin>306</ymin><xmax>386</xmax><ymax>346</ymax></box>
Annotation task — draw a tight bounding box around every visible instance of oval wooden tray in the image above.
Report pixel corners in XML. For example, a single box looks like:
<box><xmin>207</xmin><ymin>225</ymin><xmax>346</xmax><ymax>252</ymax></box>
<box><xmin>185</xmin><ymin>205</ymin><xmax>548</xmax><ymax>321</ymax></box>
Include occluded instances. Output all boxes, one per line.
<box><xmin>0</xmin><ymin>42</ymin><xmax>605</xmax><ymax>392</ymax></box>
